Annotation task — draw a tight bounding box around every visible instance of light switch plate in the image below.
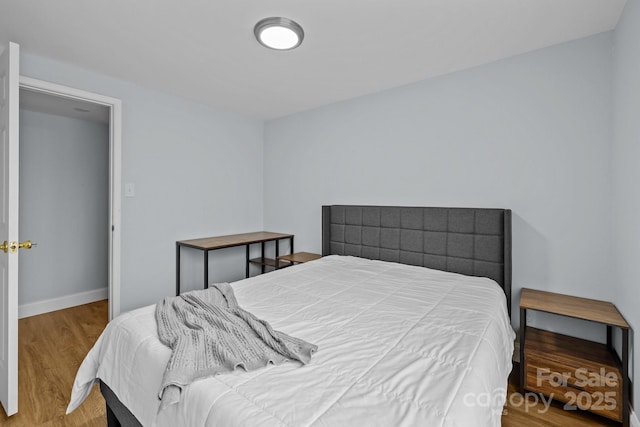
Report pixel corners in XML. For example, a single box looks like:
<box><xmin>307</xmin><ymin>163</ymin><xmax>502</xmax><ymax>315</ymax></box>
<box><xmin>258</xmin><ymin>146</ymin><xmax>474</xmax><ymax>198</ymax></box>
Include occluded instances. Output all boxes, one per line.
<box><xmin>125</xmin><ymin>183</ymin><xmax>135</xmax><ymax>197</ymax></box>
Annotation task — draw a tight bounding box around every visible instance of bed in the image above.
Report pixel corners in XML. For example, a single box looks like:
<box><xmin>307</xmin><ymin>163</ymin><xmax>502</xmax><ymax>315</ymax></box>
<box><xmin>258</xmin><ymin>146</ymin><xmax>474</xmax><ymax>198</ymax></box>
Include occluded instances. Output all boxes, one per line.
<box><xmin>68</xmin><ymin>205</ymin><xmax>515</xmax><ymax>427</ymax></box>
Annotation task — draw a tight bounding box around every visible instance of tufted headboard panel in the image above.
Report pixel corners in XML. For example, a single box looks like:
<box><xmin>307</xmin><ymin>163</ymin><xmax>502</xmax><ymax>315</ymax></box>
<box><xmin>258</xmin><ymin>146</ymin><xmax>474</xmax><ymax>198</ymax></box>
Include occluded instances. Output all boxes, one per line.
<box><xmin>322</xmin><ymin>205</ymin><xmax>512</xmax><ymax>315</ymax></box>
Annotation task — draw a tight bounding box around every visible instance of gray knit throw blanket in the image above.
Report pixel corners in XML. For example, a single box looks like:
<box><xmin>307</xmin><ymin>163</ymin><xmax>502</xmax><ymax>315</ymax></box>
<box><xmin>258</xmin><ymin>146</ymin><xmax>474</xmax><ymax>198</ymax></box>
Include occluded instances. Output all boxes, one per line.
<box><xmin>155</xmin><ymin>283</ymin><xmax>317</xmax><ymax>409</ymax></box>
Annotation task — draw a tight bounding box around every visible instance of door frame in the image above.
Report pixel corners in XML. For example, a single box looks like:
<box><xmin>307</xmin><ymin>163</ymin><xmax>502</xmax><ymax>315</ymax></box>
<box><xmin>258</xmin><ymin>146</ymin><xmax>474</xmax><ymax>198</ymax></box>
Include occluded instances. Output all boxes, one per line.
<box><xmin>18</xmin><ymin>76</ymin><xmax>122</xmax><ymax>320</ymax></box>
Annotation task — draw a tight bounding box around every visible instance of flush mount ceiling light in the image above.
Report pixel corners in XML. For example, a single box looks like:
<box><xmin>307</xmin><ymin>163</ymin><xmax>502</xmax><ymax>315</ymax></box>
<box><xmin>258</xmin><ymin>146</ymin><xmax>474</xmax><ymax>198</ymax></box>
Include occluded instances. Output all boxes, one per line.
<box><xmin>254</xmin><ymin>17</ymin><xmax>304</xmax><ymax>50</ymax></box>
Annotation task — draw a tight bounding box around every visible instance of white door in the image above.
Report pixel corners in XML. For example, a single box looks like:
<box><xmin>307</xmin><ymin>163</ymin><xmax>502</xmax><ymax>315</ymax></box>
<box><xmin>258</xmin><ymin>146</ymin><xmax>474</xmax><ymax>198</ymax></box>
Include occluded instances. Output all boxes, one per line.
<box><xmin>0</xmin><ymin>42</ymin><xmax>20</xmax><ymax>417</ymax></box>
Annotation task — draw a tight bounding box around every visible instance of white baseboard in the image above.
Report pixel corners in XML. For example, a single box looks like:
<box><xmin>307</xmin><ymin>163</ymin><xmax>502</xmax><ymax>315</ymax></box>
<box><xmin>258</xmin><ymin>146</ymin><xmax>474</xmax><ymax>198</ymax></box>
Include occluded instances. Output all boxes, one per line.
<box><xmin>19</xmin><ymin>287</ymin><xmax>108</xmax><ymax>319</ymax></box>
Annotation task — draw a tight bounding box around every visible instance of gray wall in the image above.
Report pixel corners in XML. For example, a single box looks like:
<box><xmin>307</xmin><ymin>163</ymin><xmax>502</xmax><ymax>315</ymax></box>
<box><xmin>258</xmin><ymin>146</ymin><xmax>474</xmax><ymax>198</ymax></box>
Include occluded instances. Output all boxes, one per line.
<box><xmin>612</xmin><ymin>0</ymin><xmax>640</xmax><ymax>412</ymax></box>
<box><xmin>20</xmin><ymin>53</ymin><xmax>265</xmax><ymax>312</ymax></box>
<box><xmin>19</xmin><ymin>109</ymin><xmax>109</xmax><ymax>304</ymax></box>
<box><xmin>264</xmin><ymin>33</ymin><xmax>615</xmax><ymax>337</ymax></box>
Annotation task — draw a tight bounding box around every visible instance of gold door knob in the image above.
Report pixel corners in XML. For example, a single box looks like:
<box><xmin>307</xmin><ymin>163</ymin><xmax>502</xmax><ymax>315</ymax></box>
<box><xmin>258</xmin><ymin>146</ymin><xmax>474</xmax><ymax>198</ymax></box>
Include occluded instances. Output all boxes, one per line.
<box><xmin>0</xmin><ymin>241</ymin><xmax>7</xmax><ymax>253</ymax></box>
<box><xmin>19</xmin><ymin>240</ymin><xmax>35</xmax><ymax>250</ymax></box>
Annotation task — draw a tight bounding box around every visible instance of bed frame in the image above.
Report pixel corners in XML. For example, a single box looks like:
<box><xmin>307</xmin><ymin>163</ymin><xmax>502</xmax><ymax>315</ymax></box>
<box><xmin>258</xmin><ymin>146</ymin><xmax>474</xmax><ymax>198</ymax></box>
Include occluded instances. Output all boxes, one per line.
<box><xmin>100</xmin><ymin>381</ymin><xmax>143</xmax><ymax>427</ymax></box>
<box><xmin>101</xmin><ymin>205</ymin><xmax>512</xmax><ymax>426</ymax></box>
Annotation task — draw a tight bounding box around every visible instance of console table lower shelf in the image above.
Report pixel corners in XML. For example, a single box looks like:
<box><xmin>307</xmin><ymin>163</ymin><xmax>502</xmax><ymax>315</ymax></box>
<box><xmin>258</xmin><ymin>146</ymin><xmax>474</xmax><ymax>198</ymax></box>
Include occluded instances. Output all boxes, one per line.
<box><xmin>248</xmin><ymin>257</ymin><xmax>291</xmax><ymax>269</ymax></box>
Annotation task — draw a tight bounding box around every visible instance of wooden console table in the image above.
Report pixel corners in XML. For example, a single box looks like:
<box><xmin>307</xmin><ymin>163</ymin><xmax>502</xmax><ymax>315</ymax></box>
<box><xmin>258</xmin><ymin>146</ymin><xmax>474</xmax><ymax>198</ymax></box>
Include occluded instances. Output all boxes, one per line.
<box><xmin>175</xmin><ymin>231</ymin><xmax>294</xmax><ymax>296</ymax></box>
<box><xmin>520</xmin><ymin>288</ymin><xmax>631</xmax><ymax>426</ymax></box>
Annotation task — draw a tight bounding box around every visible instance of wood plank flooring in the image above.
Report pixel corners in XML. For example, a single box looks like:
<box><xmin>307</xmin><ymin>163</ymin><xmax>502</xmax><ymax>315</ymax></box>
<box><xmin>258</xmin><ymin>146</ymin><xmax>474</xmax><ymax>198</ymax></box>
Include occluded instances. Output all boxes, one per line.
<box><xmin>502</xmin><ymin>383</ymin><xmax>619</xmax><ymax>427</ymax></box>
<box><xmin>0</xmin><ymin>300</ymin><xmax>107</xmax><ymax>426</ymax></box>
<box><xmin>0</xmin><ymin>300</ymin><xmax>625</xmax><ymax>426</ymax></box>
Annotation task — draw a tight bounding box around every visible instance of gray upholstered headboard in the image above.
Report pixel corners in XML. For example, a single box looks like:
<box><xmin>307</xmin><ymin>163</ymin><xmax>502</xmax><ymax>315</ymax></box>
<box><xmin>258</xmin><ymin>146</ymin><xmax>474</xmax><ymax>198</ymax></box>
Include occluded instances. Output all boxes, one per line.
<box><xmin>322</xmin><ymin>205</ymin><xmax>512</xmax><ymax>315</ymax></box>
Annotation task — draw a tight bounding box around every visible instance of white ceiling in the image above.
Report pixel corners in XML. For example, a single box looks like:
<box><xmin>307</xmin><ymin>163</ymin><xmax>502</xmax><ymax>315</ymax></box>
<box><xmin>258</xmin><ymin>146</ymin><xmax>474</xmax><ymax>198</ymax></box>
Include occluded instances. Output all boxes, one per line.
<box><xmin>0</xmin><ymin>0</ymin><xmax>627</xmax><ymax>120</ymax></box>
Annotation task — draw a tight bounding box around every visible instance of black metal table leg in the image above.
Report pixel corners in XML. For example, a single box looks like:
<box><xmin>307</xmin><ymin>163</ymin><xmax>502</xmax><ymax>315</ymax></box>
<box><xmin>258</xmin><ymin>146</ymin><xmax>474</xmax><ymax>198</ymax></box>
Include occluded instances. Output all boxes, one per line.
<box><xmin>275</xmin><ymin>240</ymin><xmax>280</xmax><ymax>269</ymax></box>
<box><xmin>204</xmin><ymin>249</ymin><xmax>209</xmax><ymax>289</ymax></box>
<box><xmin>245</xmin><ymin>244</ymin><xmax>250</xmax><ymax>278</ymax></box>
<box><xmin>176</xmin><ymin>243</ymin><xmax>181</xmax><ymax>296</ymax></box>
<box><xmin>261</xmin><ymin>242</ymin><xmax>265</xmax><ymax>274</ymax></box>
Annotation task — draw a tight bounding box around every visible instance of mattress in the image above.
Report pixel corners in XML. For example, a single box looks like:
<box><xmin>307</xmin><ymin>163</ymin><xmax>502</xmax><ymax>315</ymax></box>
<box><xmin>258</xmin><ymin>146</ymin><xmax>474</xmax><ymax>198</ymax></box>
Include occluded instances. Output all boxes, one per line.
<box><xmin>68</xmin><ymin>255</ymin><xmax>515</xmax><ymax>427</ymax></box>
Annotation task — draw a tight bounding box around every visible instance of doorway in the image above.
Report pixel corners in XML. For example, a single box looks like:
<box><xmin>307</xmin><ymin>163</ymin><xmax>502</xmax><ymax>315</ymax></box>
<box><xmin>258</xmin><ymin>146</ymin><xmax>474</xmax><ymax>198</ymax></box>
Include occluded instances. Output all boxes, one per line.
<box><xmin>18</xmin><ymin>88</ymin><xmax>109</xmax><ymax>318</ymax></box>
<box><xmin>18</xmin><ymin>77</ymin><xmax>122</xmax><ymax>320</ymax></box>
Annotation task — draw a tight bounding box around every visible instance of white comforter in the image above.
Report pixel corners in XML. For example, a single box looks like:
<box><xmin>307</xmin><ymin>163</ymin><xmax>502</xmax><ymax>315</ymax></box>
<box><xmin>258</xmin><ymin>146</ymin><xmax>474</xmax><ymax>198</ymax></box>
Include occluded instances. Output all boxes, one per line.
<box><xmin>68</xmin><ymin>255</ymin><xmax>515</xmax><ymax>427</ymax></box>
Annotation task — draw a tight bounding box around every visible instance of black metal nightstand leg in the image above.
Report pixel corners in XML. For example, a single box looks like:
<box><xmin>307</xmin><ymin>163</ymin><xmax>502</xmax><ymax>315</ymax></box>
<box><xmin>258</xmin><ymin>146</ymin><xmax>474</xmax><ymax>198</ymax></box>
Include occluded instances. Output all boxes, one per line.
<box><xmin>623</xmin><ymin>327</ymin><xmax>629</xmax><ymax>427</ymax></box>
<box><xmin>519</xmin><ymin>307</ymin><xmax>526</xmax><ymax>394</ymax></box>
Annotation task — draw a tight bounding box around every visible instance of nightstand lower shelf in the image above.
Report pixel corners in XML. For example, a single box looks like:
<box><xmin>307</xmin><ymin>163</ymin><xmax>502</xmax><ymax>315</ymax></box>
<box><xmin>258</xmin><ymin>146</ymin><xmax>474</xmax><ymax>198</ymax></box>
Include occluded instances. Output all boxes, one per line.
<box><xmin>524</xmin><ymin>327</ymin><xmax>622</xmax><ymax>422</ymax></box>
<box><xmin>277</xmin><ymin>252</ymin><xmax>321</xmax><ymax>265</ymax></box>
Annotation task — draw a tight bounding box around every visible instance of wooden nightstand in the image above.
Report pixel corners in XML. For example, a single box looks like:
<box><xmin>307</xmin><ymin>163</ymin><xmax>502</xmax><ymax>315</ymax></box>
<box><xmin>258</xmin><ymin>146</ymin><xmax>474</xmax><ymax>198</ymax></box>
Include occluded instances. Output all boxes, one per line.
<box><xmin>277</xmin><ymin>252</ymin><xmax>321</xmax><ymax>265</ymax></box>
<box><xmin>519</xmin><ymin>288</ymin><xmax>631</xmax><ymax>426</ymax></box>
